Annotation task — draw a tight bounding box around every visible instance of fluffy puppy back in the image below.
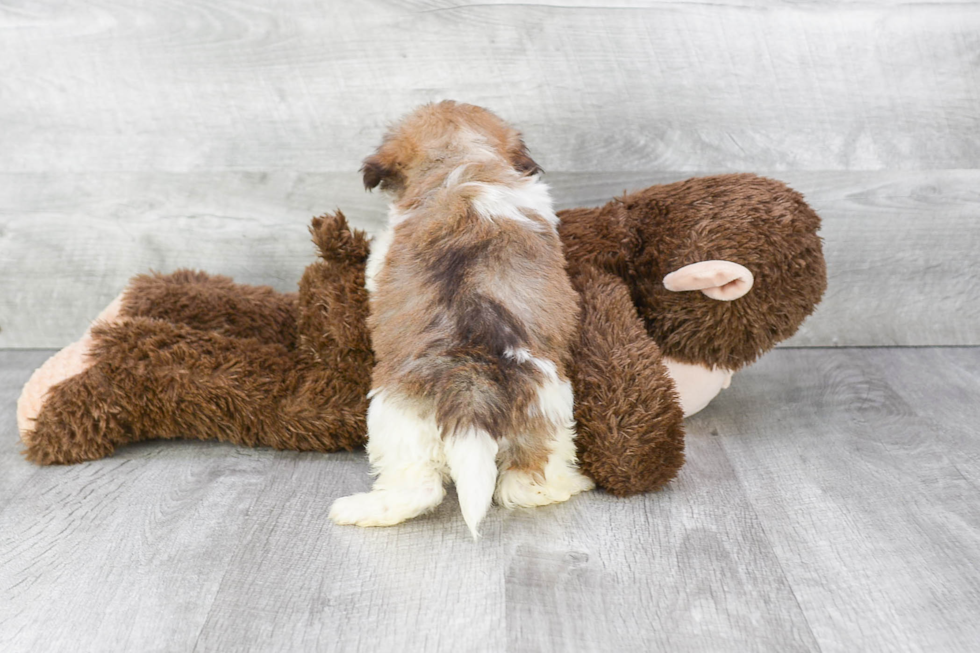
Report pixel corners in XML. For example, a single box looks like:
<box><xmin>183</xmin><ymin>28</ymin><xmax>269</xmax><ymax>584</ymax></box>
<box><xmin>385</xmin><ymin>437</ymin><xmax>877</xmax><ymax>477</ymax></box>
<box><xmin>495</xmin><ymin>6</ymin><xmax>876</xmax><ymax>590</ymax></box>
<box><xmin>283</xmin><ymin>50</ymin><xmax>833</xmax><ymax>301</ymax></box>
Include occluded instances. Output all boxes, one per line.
<box><xmin>363</xmin><ymin>101</ymin><xmax>580</xmax><ymax>536</ymax></box>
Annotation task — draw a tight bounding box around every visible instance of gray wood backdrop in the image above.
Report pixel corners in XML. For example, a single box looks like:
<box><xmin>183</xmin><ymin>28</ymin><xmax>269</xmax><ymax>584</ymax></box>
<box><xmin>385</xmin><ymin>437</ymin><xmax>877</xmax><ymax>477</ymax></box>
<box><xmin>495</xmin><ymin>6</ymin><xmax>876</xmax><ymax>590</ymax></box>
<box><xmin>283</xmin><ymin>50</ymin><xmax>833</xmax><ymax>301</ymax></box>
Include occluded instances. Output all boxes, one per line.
<box><xmin>1</xmin><ymin>0</ymin><xmax>978</xmax><ymax>348</ymax></box>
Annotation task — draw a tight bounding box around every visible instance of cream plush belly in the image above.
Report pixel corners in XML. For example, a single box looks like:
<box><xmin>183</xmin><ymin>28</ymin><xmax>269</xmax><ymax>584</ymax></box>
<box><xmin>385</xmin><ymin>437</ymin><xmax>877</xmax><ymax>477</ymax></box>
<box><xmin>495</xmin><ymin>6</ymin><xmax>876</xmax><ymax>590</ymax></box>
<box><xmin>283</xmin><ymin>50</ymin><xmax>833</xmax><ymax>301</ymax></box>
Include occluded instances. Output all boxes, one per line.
<box><xmin>662</xmin><ymin>357</ymin><xmax>734</xmax><ymax>418</ymax></box>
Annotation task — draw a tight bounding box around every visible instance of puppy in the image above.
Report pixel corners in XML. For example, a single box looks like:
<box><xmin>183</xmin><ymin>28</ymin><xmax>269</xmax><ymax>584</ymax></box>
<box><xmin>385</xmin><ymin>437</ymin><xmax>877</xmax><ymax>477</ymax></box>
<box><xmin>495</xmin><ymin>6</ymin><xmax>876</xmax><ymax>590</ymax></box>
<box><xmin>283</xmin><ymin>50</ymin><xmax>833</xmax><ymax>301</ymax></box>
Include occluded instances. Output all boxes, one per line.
<box><xmin>329</xmin><ymin>101</ymin><xmax>593</xmax><ymax>538</ymax></box>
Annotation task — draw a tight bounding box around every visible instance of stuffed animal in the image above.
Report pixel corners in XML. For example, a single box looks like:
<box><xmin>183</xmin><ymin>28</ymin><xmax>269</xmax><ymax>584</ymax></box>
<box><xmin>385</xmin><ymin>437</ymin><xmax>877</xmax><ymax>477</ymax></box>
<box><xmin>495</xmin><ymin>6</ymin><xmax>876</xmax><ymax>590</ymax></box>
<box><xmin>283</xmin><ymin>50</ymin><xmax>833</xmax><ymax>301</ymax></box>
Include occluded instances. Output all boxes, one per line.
<box><xmin>16</xmin><ymin>173</ymin><xmax>825</xmax><ymax>496</ymax></box>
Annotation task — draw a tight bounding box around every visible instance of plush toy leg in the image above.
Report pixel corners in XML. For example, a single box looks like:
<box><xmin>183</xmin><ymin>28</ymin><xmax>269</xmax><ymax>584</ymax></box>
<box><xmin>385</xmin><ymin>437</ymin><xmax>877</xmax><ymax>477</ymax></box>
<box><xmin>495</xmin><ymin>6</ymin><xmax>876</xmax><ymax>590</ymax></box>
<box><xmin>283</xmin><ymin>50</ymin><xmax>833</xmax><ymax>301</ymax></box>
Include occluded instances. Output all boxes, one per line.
<box><xmin>18</xmin><ymin>269</ymin><xmax>301</xmax><ymax>447</ymax></box>
<box><xmin>21</xmin><ymin>212</ymin><xmax>373</xmax><ymax>465</ymax></box>
<box><xmin>17</xmin><ymin>293</ymin><xmax>125</xmax><ymax>444</ymax></box>
<box><xmin>568</xmin><ymin>266</ymin><xmax>685</xmax><ymax>496</ymax></box>
<box><xmin>22</xmin><ymin>317</ymin><xmax>369</xmax><ymax>465</ymax></box>
<box><xmin>122</xmin><ymin>270</ymin><xmax>299</xmax><ymax>345</ymax></box>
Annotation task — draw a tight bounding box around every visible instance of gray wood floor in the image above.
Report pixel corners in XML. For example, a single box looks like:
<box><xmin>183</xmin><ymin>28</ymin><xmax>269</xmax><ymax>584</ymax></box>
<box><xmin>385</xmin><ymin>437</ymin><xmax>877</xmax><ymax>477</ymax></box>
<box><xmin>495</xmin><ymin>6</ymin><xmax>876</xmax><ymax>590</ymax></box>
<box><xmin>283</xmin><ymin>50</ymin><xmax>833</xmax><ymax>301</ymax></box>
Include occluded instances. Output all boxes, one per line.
<box><xmin>2</xmin><ymin>347</ymin><xmax>978</xmax><ymax>652</ymax></box>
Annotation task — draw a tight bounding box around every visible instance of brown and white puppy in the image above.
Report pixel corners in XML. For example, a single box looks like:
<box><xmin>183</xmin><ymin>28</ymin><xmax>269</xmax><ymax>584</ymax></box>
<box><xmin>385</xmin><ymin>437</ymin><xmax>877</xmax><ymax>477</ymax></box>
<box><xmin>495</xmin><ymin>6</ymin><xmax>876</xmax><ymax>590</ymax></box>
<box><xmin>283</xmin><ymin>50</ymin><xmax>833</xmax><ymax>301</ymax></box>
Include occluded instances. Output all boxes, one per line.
<box><xmin>328</xmin><ymin>101</ymin><xmax>593</xmax><ymax>537</ymax></box>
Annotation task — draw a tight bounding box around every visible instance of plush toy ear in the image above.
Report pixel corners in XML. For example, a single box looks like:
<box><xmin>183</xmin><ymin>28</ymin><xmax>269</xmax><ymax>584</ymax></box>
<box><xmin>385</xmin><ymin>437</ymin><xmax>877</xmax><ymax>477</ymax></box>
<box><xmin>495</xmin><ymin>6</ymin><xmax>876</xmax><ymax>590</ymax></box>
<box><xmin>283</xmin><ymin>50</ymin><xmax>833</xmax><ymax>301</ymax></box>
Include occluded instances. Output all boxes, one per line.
<box><xmin>510</xmin><ymin>140</ymin><xmax>542</xmax><ymax>177</ymax></box>
<box><xmin>360</xmin><ymin>155</ymin><xmax>390</xmax><ymax>191</ymax></box>
<box><xmin>663</xmin><ymin>260</ymin><xmax>755</xmax><ymax>301</ymax></box>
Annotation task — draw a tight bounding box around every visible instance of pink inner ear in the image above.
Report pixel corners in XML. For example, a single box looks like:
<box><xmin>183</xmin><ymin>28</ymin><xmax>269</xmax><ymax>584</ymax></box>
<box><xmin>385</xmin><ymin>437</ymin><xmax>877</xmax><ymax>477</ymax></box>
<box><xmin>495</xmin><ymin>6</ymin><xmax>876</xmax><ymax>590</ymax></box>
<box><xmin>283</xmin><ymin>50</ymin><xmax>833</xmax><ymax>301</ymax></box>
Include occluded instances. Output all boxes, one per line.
<box><xmin>662</xmin><ymin>260</ymin><xmax>754</xmax><ymax>301</ymax></box>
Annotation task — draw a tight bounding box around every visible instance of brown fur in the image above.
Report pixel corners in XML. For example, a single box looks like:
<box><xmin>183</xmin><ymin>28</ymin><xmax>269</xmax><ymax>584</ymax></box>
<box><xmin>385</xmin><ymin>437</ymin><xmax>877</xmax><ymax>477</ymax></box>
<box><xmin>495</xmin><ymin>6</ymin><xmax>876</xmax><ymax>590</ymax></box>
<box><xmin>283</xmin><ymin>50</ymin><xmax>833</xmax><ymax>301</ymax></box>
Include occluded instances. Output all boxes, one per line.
<box><xmin>363</xmin><ymin>102</ymin><xmax>578</xmax><ymax>475</ymax></box>
<box><xmin>559</xmin><ymin>173</ymin><xmax>827</xmax><ymax>370</ymax></box>
<box><xmin>569</xmin><ymin>265</ymin><xmax>685</xmax><ymax>495</ymax></box>
<box><xmin>21</xmin><ymin>173</ymin><xmax>826</xmax><ymax>496</ymax></box>
<box><xmin>121</xmin><ymin>269</ymin><xmax>299</xmax><ymax>346</ymax></box>
<box><xmin>362</xmin><ymin>102</ymin><xmax>539</xmax><ymax>195</ymax></box>
<box><xmin>23</xmin><ymin>213</ymin><xmax>373</xmax><ymax>465</ymax></box>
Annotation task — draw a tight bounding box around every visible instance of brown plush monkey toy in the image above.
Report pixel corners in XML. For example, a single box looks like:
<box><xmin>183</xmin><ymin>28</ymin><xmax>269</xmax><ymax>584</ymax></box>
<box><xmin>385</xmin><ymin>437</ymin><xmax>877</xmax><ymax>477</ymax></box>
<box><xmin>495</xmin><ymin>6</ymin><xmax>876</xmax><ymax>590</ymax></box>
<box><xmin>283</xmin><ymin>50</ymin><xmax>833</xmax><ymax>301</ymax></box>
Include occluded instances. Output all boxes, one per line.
<box><xmin>16</xmin><ymin>173</ymin><xmax>825</xmax><ymax>497</ymax></box>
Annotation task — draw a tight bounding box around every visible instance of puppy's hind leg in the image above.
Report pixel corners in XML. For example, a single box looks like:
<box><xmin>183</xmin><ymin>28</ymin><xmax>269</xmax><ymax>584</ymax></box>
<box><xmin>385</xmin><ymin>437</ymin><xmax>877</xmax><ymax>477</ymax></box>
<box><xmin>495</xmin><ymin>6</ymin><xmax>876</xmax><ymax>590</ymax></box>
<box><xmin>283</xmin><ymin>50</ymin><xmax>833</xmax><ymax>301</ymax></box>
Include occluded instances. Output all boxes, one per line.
<box><xmin>495</xmin><ymin>375</ymin><xmax>594</xmax><ymax>509</ymax></box>
<box><xmin>330</xmin><ymin>391</ymin><xmax>447</xmax><ymax>528</ymax></box>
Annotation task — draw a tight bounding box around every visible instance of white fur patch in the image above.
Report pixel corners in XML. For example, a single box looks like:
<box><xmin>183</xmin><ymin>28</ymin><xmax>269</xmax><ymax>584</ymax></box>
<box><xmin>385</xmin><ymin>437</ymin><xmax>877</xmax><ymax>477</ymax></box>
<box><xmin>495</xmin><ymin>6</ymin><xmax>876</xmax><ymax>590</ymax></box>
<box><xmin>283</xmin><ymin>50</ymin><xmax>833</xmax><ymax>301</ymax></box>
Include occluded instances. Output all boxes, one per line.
<box><xmin>463</xmin><ymin>178</ymin><xmax>558</xmax><ymax>230</ymax></box>
<box><xmin>364</xmin><ymin>391</ymin><xmax>446</xmax><ymax>487</ymax></box>
<box><xmin>503</xmin><ymin>349</ymin><xmax>559</xmax><ymax>381</ymax></box>
<box><xmin>444</xmin><ymin>429</ymin><xmax>499</xmax><ymax>539</ymax></box>
<box><xmin>365</xmin><ymin>225</ymin><xmax>394</xmax><ymax>294</ymax></box>
<box><xmin>495</xmin><ymin>370</ymin><xmax>592</xmax><ymax>509</ymax></box>
<box><xmin>534</xmin><ymin>376</ymin><xmax>574</xmax><ymax>427</ymax></box>
<box><xmin>505</xmin><ymin>353</ymin><xmax>567</xmax><ymax>424</ymax></box>
<box><xmin>503</xmin><ymin>347</ymin><xmax>532</xmax><ymax>364</ymax></box>
<box><xmin>495</xmin><ymin>416</ymin><xmax>593</xmax><ymax>509</ymax></box>
<box><xmin>329</xmin><ymin>391</ymin><xmax>447</xmax><ymax>527</ymax></box>
<box><xmin>329</xmin><ymin>391</ymin><xmax>500</xmax><ymax>537</ymax></box>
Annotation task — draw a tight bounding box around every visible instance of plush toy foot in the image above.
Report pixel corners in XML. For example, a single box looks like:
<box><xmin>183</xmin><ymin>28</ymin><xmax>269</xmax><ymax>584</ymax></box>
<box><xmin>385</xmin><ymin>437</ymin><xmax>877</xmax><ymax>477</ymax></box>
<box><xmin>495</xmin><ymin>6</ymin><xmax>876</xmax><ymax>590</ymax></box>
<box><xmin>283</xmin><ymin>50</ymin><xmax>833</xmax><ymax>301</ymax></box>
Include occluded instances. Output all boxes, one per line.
<box><xmin>17</xmin><ymin>293</ymin><xmax>124</xmax><ymax>447</ymax></box>
<box><xmin>662</xmin><ymin>358</ymin><xmax>733</xmax><ymax>417</ymax></box>
<box><xmin>20</xmin><ymin>364</ymin><xmax>127</xmax><ymax>464</ymax></box>
<box><xmin>663</xmin><ymin>260</ymin><xmax>754</xmax><ymax>301</ymax></box>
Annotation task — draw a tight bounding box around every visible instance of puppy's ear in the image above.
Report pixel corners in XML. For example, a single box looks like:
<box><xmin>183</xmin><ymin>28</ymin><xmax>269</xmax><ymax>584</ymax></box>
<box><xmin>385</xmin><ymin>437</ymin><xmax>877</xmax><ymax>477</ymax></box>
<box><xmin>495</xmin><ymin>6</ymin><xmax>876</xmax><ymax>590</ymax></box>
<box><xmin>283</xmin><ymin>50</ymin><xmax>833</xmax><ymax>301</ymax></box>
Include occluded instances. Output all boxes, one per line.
<box><xmin>361</xmin><ymin>156</ymin><xmax>388</xmax><ymax>190</ymax></box>
<box><xmin>510</xmin><ymin>140</ymin><xmax>542</xmax><ymax>177</ymax></box>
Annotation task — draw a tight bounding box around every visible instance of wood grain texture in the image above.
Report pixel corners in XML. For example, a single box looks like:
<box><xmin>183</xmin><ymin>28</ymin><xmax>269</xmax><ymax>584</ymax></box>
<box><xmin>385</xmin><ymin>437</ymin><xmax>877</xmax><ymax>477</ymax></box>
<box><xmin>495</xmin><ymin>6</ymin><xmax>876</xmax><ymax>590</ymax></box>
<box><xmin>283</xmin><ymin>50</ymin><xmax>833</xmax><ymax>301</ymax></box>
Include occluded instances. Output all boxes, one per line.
<box><xmin>862</xmin><ymin>348</ymin><xmax>980</xmax><ymax>490</ymax></box>
<box><xmin>1</xmin><ymin>0</ymin><xmax>978</xmax><ymax>173</ymax></box>
<box><xmin>695</xmin><ymin>347</ymin><xmax>980</xmax><ymax>652</ymax></box>
<box><xmin>0</xmin><ymin>437</ymin><xmax>273</xmax><ymax>651</ymax></box>
<box><xmin>3</xmin><ymin>347</ymin><xmax>980</xmax><ymax>651</ymax></box>
<box><xmin>0</xmin><ymin>351</ymin><xmax>46</xmax><ymax>512</ymax></box>
<box><xmin>3</xmin><ymin>170</ymin><xmax>979</xmax><ymax>347</ymax></box>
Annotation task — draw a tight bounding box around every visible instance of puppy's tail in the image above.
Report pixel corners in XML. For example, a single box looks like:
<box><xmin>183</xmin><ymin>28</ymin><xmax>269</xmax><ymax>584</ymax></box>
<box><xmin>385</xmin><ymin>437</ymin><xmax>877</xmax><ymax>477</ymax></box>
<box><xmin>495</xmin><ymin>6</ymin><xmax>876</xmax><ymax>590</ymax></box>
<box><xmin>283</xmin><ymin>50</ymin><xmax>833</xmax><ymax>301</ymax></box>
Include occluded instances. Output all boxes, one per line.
<box><xmin>444</xmin><ymin>428</ymin><xmax>499</xmax><ymax>540</ymax></box>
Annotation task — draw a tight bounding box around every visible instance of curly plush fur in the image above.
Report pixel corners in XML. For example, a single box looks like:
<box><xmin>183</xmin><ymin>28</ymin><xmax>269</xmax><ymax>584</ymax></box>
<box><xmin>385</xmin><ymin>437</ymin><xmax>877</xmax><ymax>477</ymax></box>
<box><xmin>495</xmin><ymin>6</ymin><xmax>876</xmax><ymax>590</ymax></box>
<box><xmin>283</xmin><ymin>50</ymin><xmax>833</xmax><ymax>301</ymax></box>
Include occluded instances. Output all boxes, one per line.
<box><xmin>21</xmin><ymin>215</ymin><xmax>373</xmax><ymax>465</ymax></box>
<box><xmin>560</xmin><ymin>173</ymin><xmax>827</xmax><ymax>370</ymax></box>
<box><xmin>18</xmin><ymin>174</ymin><xmax>826</xmax><ymax>496</ymax></box>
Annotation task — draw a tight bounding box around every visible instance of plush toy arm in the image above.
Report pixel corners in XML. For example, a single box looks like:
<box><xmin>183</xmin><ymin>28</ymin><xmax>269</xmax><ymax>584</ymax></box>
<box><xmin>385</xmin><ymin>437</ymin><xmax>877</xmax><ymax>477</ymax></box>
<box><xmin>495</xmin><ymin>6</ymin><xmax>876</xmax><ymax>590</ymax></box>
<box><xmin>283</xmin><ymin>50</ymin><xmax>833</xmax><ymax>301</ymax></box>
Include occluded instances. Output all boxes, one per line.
<box><xmin>22</xmin><ymin>317</ymin><xmax>369</xmax><ymax>465</ymax></box>
<box><xmin>569</xmin><ymin>265</ymin><xmax>685</xmax><ymax>496</ymax></box>
<box><xmin>299</xmin><ymin>212</ymin><xmax>373</xmax><ymax>359</ymax></box>
<box><xmin>663</xmin><ymin>260</ymin><xmax>754</xmax><ymax>301</ymax></box>
<box><xmin>122</xmin><ymin>270</ymin><xmax>299</xmax><ymax>346</ymax></box>
<box><xmin>310</xmin><ymin>210</ymin><xmax>371</xmax><ymax>265</ymax></box>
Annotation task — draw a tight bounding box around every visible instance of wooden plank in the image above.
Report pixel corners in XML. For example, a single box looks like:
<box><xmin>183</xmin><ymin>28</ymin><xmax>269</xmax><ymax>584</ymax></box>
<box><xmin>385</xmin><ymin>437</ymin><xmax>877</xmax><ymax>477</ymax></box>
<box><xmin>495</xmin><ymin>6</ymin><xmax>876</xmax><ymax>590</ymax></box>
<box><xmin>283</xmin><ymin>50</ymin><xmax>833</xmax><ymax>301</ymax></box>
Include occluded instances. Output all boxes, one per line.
<box><xmin>0</xmin><ymin>351</ymin><xmax>47</xmax><ymax>511</ymax></box>
<box><xmin>0</xmin><ymin>438</ymin><xmax>270</xmax><ymax>652</ymax></box>
<box><xmin>191</xmin><ymin>426</ymin><xmax>818</xmax><ymax>652</ymax></box>
<box><xmin>702</xmin><ymin>348</ymin><xmax>980</xmax><ymax>651</ymax></box>
<box><xmin>0</xmin><ymin>367</ymin><xmax>816</xmax><ymax>648</ymax></box>
<box><xmin>3</xmin><ymin>170</ymin><xmax>979</xmax><ymax>348</ymax></box>
<box><xmin>0</xmin><ymin>172</ymin><xmax>388</xmax><ymax>348</ymax></box>
<box><xmin>777</xmin><ymin>170</ymin><xmax>980</xmax><ymax>347</ymax></box>
<box><xmin>863</xmin><ymin>347</ymin><xmax>980</xmax><ymax>489</ymax></box>
<box><xmin>191</xmin><ymin>452</ymin><xmax>511</xmax><ymax>652</ymax></box>
<box><xmin>1</xmin><ymin>1</ymin><xmax>978</xmax><ymax>173</ymax></box>
<box><xmin>501</xmin><ymin>429</ymin><xmax>819</xmax><ymax>653</ymax></box>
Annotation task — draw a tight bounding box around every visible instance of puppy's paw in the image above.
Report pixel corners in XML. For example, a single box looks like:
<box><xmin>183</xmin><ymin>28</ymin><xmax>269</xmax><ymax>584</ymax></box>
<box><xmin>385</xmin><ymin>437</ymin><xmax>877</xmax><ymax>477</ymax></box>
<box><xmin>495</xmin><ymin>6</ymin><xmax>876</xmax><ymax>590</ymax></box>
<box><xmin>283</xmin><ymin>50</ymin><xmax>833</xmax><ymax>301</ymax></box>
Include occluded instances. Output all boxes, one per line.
<box><xmin>554</xmin><ymin>469</ymin><xmax>596</xmax><ymax>497</ymax></box>
<box><xmin>329</xmin><ymin>486</ymin><xmax>445</xmax><ymax>528</ymax></box>
<box><xmin>495</xmin><ymin>468</ymin><xmax>594</xmax><ymax>509</ymax></box>
<box><xmin>329</xmin><ymin>492</ymin><xmax>393</xmax><ymax>526</ymax></box>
